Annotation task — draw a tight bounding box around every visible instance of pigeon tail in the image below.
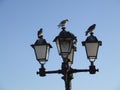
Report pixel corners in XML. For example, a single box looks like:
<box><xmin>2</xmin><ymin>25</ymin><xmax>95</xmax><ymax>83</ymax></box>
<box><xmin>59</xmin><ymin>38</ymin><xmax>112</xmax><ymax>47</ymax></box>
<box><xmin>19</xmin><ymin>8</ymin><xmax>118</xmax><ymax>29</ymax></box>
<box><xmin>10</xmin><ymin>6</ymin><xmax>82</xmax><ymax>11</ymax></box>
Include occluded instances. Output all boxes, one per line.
<box><xmin>85</xmin><ymin>31</ymin><xmax>89</xmax><ymax>36</ymax></box>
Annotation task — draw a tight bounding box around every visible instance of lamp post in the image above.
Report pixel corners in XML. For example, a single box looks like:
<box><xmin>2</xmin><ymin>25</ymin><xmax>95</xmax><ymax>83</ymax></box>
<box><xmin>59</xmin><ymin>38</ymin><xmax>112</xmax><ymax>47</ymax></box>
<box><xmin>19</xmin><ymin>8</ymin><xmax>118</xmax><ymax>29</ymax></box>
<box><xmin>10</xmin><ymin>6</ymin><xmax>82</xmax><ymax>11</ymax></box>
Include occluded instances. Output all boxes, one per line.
<box><xmin>31</xmin><ymin>26</ymin><xmax>102</xmax><ymax>90</ymax></box>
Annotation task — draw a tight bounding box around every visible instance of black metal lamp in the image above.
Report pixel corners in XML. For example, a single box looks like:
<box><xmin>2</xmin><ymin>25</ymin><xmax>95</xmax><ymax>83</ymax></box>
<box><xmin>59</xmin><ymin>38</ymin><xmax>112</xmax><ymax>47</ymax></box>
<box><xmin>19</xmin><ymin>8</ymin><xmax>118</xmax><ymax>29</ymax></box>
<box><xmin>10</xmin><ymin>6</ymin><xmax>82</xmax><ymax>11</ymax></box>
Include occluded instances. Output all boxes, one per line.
<box><xmin>31</xmin><ymin>30</ymin><xmax>52</xmax><ymax>64</ymax></box>
<box><xmin>82</xmin><ymin>33</ymin><xmax>102</xmax><ymax>62</ymax></box>
<box><xmin>31</xmin><ymin>23</ymin><xmax>102</xmax><ymax>90</ymax></box>
<box><xmin>53</xmin><ymin>27</ymin><xmax>76</xmax><ymax>61</ymax></box>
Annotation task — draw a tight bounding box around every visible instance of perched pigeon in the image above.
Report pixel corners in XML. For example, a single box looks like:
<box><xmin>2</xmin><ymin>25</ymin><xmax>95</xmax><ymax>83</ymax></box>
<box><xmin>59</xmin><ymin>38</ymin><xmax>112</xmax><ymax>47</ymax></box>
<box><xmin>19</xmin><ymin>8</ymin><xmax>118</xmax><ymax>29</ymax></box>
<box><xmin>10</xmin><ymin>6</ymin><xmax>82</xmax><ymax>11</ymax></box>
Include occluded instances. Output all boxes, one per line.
<box><xmin>85</xmin><ymin>24</ymin><xmax>96</xmax><ymax>36</ymax></box>
<box><xmin>38</xmin><ymin>28</ymin><xmax>43</xmax><ymax>38</ymax></box>
<box><xmin>58</xmin><ymin>19</ymin><xmax>69</xmax><ymax>28</ymax></box>
<box><xmin>73</xmin><ymin>38</ymin><xmax>78</xmax><ymax>51</ymax></box>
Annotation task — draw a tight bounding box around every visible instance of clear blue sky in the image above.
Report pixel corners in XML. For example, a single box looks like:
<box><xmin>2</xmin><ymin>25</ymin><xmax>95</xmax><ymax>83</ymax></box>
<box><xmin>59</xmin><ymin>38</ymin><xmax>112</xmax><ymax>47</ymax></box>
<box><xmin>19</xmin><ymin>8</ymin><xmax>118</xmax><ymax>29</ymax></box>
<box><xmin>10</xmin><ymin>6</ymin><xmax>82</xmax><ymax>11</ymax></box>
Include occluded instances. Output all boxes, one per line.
<box><xmin>0</xmin><ymin>0</ymin><xmax>120</xmax><ymax>90</ymax></box>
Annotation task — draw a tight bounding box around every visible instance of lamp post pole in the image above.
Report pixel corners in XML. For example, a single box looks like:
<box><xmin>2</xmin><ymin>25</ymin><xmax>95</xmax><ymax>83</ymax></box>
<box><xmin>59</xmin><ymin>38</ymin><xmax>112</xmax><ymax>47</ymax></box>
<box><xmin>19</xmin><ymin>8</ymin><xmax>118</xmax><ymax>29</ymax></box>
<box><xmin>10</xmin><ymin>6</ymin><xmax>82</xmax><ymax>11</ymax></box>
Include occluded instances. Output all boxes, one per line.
<box><xmin>31</xmin><ymin>25</ymin><xmax>102</xmax><ymax>90</ymax></box>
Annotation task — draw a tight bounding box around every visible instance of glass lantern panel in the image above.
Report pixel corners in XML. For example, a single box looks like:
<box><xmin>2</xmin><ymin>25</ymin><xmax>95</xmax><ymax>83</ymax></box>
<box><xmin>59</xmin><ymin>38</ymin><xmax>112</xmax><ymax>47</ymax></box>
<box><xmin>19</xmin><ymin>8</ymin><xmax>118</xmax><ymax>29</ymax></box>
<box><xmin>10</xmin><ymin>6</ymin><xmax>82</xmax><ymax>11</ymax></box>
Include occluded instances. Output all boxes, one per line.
<box><xmin>60</xmin><ymin>39</ymin><xmax>72</xmax><ymax>53</ymax></box>
<box><xmin>56</xmin><ymin>39</ymin><xmax>60</xmax><ymax>54</ymax></box>
<box><xmin>60</xmin><ymin>39</ymin><xmax>72</xmax><ymax>58</ymax></box>
<box><xmin>34</xmin><ymin>45</ymin><xmax>47</xmax><ymax>61</ymax></box>
<box><xmin>85</xmin><ymin>43</ymin><xmax>99</xmax><ymax>59</ymax></box>
<box><xmin>46</xmin><ymin>45</ymin><xmax>50</xmax><ymax>60</ymax></box>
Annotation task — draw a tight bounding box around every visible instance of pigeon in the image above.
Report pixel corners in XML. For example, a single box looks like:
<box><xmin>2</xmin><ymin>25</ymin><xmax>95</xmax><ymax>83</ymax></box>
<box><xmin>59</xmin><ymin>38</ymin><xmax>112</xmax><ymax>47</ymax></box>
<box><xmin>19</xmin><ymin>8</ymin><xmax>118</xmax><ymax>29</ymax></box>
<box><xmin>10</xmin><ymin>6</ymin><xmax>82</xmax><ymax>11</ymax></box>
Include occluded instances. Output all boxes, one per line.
<box><xmin>73</xmin><ymin>39</ymin><xmax>78</xmax><ymax>47</ymax></box>
<box><xmin>85</xmin><ymin>24</ymin><xmax>96</xmax><ymax>36</ymax></box>
<box><xmin>38</xmin><ymin>28</ymin><xmax>43</xmax><ymax>38</ymax></box>
<box><xmin>58</xmin><ymin>19</ymin><xmax>69</xmax><ymax>28</ymax></box>
<box><xmin>73</xmin><ymin>38</ymin><xmax>78</xmax><ymax>51</ymax></box>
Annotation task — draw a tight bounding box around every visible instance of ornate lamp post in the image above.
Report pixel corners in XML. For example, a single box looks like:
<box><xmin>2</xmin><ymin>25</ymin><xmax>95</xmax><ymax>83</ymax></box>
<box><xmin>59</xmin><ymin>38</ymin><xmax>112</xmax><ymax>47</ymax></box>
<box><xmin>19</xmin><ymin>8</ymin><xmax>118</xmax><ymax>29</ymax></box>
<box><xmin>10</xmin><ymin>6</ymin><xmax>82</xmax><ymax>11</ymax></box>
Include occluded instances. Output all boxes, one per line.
<box><xmin>31</xmin><ymin>23</ymin><xmax>102</xmax><ymax>90</ymax></box>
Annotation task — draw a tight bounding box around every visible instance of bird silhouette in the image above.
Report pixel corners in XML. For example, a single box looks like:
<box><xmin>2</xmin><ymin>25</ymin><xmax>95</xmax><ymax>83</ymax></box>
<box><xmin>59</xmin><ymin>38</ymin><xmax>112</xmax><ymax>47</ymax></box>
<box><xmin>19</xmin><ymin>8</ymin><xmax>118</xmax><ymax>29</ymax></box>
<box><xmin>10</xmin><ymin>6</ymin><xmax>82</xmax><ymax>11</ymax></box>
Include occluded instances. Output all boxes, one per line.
<box><xmin>58</xmin><ymin>19</ymin><xmax>69</xmax><ymax>28</ymax></box>
<box><xmin>38</xmin><ymin>28</ymin><xmax>43</xmax><ymax>38</ymax></box>
<box><xmin>85</xmin><ymin>24</ymin><xmax>96</xmax><ymax>36</ymax></box>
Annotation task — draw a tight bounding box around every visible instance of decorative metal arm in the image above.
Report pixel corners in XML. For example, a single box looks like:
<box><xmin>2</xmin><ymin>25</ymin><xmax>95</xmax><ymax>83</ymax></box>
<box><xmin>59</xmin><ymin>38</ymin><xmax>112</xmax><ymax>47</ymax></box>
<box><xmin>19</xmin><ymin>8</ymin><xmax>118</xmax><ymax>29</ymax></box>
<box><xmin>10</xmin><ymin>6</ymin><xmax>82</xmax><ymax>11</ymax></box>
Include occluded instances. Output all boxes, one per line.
<box><xmin>36</xmin><ymin>62</ymin><xmax>98</xmax><ymax>90</ymax></box>
<box><xmin>37</xmin><ymin>62</ymin><xmax>99</xmax><ymax>77</ymax></box>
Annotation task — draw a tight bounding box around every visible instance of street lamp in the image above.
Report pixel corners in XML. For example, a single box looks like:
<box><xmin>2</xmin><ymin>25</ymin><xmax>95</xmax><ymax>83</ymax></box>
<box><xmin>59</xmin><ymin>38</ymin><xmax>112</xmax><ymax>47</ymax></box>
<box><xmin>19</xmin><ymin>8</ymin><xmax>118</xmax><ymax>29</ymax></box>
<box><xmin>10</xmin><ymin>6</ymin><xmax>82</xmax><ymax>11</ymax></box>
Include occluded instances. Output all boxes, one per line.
<box><xmin>82</xmin><ymin>32</ymin><xmax>102</xmax><ymax>74</ymax></box>
<box><xmin>31</xmin><ymin>29</ymin><xmax>52</xmax><ymax>64</ymax></box>
<box><xmin>82</xmin><ymin>32</ymin><xmax>102</xmax><ymax>62</ymax></box>
<box><xmin>31</xmin><ymin>25</ymin><xmax>102</xmax><ymax>90</ymax></box>
<box><xmin>53</xmin><ymin>27</ymin><xmax>76</xmax><ymax>63</ymax></box>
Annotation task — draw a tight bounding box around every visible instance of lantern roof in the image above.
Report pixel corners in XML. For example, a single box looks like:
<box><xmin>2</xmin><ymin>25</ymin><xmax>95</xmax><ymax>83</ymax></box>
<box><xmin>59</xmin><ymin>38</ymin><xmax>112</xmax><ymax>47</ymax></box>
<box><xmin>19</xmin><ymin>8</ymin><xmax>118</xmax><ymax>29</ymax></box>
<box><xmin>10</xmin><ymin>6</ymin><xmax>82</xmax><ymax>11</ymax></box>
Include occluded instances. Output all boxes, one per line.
<box><xmin>53</xmin><ymin>27</ymin><xmax>76</xmax><ymax>42</ymax></box>
<box><xmin>82</xmin><ymin>33</ymin><xmax>102</xmax><ymax>45</ymax></box>
<box><xmin>32</xmin><ymin>37</ymin><xmax>52</xmax><ymax>48</ymax></box>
